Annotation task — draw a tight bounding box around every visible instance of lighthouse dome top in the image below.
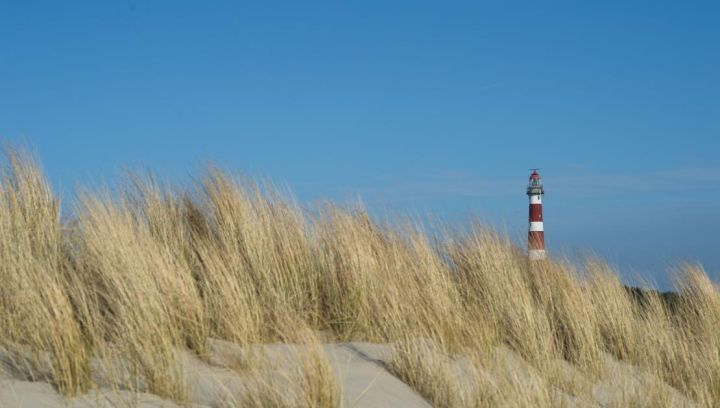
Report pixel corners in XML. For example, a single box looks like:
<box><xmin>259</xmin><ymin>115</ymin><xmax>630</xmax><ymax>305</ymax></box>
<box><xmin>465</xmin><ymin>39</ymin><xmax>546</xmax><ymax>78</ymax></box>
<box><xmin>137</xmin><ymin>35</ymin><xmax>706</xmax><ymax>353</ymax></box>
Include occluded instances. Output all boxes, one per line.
<box><xmin>527</xmin><ymin>170</ymin><xmax>544</xmax><ymax>195</ymax></box>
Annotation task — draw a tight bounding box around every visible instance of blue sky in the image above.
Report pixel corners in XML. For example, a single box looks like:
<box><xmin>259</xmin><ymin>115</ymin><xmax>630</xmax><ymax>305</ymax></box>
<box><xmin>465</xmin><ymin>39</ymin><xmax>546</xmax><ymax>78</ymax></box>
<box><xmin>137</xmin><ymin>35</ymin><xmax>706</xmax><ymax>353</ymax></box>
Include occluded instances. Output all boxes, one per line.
<box><xmin>1</xmin><ymin>1</ymin><xmax>718</xmax><ymax>288</ymax></box>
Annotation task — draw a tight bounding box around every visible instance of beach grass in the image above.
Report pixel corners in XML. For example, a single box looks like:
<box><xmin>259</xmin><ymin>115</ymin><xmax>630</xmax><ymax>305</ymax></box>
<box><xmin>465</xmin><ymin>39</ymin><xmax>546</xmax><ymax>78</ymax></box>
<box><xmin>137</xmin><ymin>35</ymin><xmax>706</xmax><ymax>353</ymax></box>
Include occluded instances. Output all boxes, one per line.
<box><xmin>0</xmin><ymin>145</ymin><xmax>717</xmax><ymax>406</ymax></box>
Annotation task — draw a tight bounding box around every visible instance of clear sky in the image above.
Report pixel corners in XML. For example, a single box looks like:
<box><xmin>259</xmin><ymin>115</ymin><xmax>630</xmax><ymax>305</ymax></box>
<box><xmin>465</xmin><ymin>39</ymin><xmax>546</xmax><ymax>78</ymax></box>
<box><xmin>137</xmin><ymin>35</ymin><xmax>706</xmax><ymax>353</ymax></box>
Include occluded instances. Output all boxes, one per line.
<box><xmin>1</xmin><ymin>1</ymin><xmax>718</xmax><ymax>289</ymax></box>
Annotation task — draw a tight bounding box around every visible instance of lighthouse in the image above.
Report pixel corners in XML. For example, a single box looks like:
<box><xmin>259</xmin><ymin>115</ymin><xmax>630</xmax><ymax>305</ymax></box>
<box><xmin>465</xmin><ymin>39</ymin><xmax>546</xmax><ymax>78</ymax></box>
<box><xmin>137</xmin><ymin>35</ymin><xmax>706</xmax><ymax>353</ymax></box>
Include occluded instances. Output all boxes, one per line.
<box><xmin>527</xmin><ymin>170</ymin><xmax>546</xmax><ymax>261</ymax></box>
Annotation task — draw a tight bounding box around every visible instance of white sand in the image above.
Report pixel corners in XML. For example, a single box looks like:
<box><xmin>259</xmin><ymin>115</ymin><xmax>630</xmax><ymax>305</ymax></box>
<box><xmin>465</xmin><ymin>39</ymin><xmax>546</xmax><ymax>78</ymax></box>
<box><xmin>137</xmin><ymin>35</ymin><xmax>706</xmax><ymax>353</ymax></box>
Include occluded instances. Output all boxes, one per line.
<box><xmin>0</xmin><ymin>340</ymin><xmax>696</xmax><ymax>407</ymax></box>
<box><xmin>0</xmin><ymin>340</ymin><xmax>428</xmax><ymax>407</ymax></box>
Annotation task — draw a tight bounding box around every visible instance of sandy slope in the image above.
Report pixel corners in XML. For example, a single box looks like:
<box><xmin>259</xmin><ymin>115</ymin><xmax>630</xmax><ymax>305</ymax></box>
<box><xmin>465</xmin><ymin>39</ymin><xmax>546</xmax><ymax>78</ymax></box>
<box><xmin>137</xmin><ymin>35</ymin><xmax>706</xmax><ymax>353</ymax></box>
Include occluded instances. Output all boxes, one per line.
<box><xmin>0</xmin><ymin>340</ymin><xmax>428</xmax><ymax>407</ymax></box>
<box><xmin>0</xmin><ymin>339</ymin><xmax>695</xmax><ymax>407</ymax></box>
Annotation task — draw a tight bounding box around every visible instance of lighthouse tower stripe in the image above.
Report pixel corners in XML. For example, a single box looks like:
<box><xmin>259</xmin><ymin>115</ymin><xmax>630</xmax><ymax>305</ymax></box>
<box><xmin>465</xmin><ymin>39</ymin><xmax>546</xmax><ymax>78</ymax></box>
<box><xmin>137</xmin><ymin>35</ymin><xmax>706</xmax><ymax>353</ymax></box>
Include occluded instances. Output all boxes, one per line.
<box><xmin>528</xmin><ymin>231</ymin><xmax>545</xmax><ymax>248</ymax></box>
<box><xmin>529</xmin><ymin>203</ymin><xmax>543</xmax><ymax>221</ymax></box>
<box><xmin>529</xmin><ymin>249</ymin><xmax>546</xmax><ymax>261</ymax></box>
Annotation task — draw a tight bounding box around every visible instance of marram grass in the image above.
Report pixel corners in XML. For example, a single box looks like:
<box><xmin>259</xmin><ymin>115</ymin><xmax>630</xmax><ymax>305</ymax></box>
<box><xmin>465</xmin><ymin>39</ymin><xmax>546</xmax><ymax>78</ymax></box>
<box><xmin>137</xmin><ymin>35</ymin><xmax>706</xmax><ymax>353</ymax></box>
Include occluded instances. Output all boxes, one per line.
<box><xmin>0</xmin><ymin>145</ymin><xmax>718</xmax><ymax>406</ymax></box>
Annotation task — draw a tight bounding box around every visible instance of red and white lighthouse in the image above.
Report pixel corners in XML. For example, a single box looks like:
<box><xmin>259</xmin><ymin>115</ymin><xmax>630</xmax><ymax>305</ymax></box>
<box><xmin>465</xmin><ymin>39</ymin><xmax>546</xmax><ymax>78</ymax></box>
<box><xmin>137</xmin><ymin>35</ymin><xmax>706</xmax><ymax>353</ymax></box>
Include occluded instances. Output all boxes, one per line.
<box><xmin>527</xmin><ymin>170</ymin><xmax>546</xmax><ymax>261</ymax></box>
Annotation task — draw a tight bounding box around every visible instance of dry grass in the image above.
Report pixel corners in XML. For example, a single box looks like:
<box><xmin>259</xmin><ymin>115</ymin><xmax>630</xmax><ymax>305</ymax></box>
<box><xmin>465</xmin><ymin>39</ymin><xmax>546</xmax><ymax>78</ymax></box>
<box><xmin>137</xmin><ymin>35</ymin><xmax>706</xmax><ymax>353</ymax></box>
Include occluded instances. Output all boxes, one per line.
<box><xmin>238</xmin><ymin>322</ymin><xmax>340</xmax><ymax>407</ymax></box>
<box><xmin>0</xmin><ymin>146</ymin><xmax>90</xmax><ymax>396</ymax></box>
<box><xmin>0</xmin><ymin>144</ymin><xmax>718</xmax><ymax>406</ymax></box>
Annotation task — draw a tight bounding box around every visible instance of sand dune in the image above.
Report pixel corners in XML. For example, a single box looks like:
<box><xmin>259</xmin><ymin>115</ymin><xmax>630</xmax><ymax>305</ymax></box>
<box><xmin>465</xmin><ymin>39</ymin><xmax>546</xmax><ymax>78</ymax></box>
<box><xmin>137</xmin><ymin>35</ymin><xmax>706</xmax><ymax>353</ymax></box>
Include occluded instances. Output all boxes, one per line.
<box><xmin>0</xmin><ymin>148</ymin><xmax>712</xmax><ymax>407</ymax></box>
<box><xmin>0</xmin><ymin>340</ymin><xmax>427</xmax><ymax>407</ymax></box>
<box><xmin>0</xmin><ymin>338</ymin><xmax>696</xmax><ymax>407</ymax></box>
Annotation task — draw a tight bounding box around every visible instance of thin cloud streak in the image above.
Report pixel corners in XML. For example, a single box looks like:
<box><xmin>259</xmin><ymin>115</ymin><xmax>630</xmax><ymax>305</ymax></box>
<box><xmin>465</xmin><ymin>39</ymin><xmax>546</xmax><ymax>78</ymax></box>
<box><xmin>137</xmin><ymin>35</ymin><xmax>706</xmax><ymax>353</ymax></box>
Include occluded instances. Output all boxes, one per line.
<box><xmin>329</xmin><ymin>167</ymin><xmax>720</xmax><ymax>203</ymax></box>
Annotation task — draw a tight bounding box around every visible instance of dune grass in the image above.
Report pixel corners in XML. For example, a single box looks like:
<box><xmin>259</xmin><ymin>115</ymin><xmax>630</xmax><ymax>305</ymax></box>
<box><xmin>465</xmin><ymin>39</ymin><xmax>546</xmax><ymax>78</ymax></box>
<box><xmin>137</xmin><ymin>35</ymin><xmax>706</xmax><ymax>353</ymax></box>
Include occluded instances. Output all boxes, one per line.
<box><xmin>0</xmin><ymin>145</ymin><xmax>718</xmax><ymax>406</ymax></box>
